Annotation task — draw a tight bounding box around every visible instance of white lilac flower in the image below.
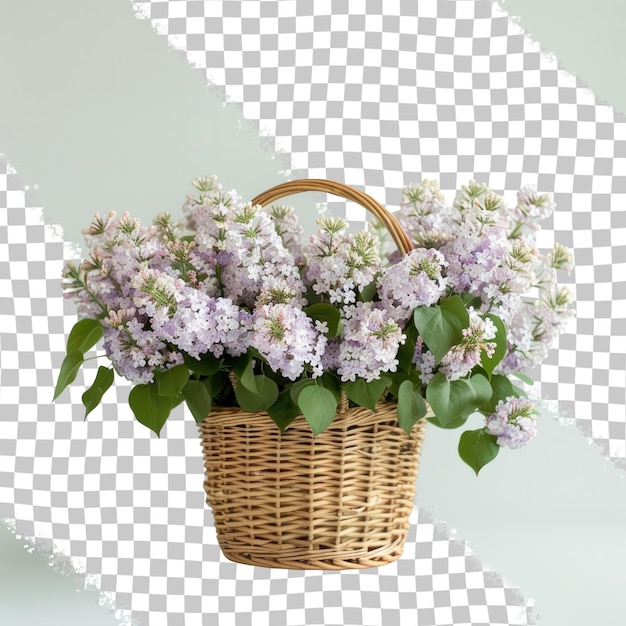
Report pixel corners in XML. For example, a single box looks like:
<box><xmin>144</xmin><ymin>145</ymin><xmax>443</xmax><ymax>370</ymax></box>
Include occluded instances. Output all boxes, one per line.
<box><xmin>547</xmin><ymin>242</ymin><xmax>574</xmax><ymax>272</ymax></box>
<box><xmin>190</xmin><ymin>196</ymin><xmax>301</xmax><ymax>307</ymax></box>
<box><xmin>255</xmin><ymin>271</ymin><xmax>307</xmax><ymax>308</ymax></box>
<box><xmin>453</xmin><ymin>180</ymin><xmax>511</xmax><ymax>232</ymax></box>
<box><xmin>80</xmin><ymin>210</ymin><xmax>118</xmax><ymax>247</ymax></box>
<box><xmin>439</xmin><ymin>309</ymin><xmax>497</xmax><ymax>381</ymax></box>
<box><xmin>251</xmin><ymin>303</ymin><xmax>327</xmax><ymax>380</ymax></box>
<box><xmin>513</xmin><ymin>186</ymin><xmax>555</xmax><ymax>225</ymax></box>
<box><xmin>397</xmin><ymin>179</ymin><xmax>449</xmax><ymax>243</ymax></box>
<box><xmin>485</xmin><ymin>396</ymin><xmax>537</xmax><ymax>449</ymax></box>
<box><xmin>63</xmin><ymin>176</ymin><xmax>571</xmax><ymax>405</ymax></box>
<box><xmin>304</xmin><ymin>218</ymin><xmax>381</xmax><ymax>305</ymax></box>
<box><xmin>266</xmin><ymin>204</ymin><xmax>304</xmax><ymax>262</ymax></box>
<box><xmin>378</xmin><ymin>248</ymin><xmax>448</xmax><ymax>324</ymax></box>
<box><xmin>493</xmin><ymin>286</ymin><xmax>573</xmax><ymax>375</ymax></box>
<box><xmin>183</xmin><ymin>177</ymin><xmax>238</xmax><ymax>232</ymax></box>
<box><xmin>131</xmin><ymin>268</ymin><xmax>184</xmax><ymax>317</ymax></box>
<box><xmin>336</xmin><ymin>302</ymin><xmax>405</xmax><ymax>382</ymax></box>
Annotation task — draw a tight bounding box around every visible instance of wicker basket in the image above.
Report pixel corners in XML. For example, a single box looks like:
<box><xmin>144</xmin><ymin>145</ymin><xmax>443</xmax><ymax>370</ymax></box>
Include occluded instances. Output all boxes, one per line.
<box><xmin>198</xmin><ymin>179</ymin><xmax>429</xmax><ymax>569</ymax></box>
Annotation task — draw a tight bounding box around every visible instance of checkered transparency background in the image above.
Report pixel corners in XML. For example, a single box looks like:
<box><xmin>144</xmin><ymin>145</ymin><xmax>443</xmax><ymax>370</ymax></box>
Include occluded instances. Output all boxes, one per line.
<box><xmin>0</xmin><ymin>0</ymin><xmax>625</xmax><ymax>624</ymax></box>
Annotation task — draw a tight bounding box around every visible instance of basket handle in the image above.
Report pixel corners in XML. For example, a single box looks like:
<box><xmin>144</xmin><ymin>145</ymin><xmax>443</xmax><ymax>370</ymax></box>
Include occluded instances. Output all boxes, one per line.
<box><xmin>251</xmin><ymin>179</ymin><xmax>413</xmax><ymax>255</ymax></box>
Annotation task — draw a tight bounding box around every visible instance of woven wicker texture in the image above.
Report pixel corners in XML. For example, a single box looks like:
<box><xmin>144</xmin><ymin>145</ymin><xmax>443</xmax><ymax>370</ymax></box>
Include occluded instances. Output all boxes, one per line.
<box><xmin>200</xmin><ymin>180</ymin><xmax>427</xmax><ymax>569</ymax></box>
<box><xmin>199</xmin><ymin>404</ymin><xmax>427</xmax><ymax>569</ymax></box>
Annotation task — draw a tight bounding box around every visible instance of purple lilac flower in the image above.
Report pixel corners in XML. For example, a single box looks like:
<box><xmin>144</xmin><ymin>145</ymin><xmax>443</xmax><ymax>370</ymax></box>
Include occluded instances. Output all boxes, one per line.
<box><xmin>485</xmin><ymin>396</ymin><xmax>537</xmax><ymax>449</ymax></box>
<box><xmin>441</xmin><ymin>225</ymin><xmax>511</xmax><ymax>299</ymax></box>
<box><xmin>412</xmin><ymin>337</ymin><xmax>436</xmax><ymax>386</ymax></box>
<box><xmin>131</xmin><ymin>268</ymin><xmax>252</xmax><ymax>359</ymax></box>
<box><xmin>378</xmin><ymin>248</ymin><xmax>448</xmax><ymax>324</ymax></box>
<box><xmin>103</xmin><ymin>309</ymin><xmax>183</xmax><ymax>384</ymax></box>
<box><xmin>336</xmin><ymin>302</ymin><xmax>405</xmax><ymax>382</ymax></box>
<box><xmin>64</xmin><ymin>211</ymin><xmax>171</xmax><ymax>319</ymax></box>
<box><xmin>321</xmin><ymin>337</ymin><xmax>341</xmax><ymax>372</ymax></box>
<box><xmin>251</xmin><ymin>303</ymin><xmax>327</xmax><ymax>380</ymax></box>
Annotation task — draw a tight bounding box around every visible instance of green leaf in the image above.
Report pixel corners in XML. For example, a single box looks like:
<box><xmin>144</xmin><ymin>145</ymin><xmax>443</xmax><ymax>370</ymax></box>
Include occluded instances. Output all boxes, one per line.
<box><xmin>343</xmin><ymin>376</ymin><xmax>390</xmax><ymax>412</ymax></box>
<box><xmin>182</xmin><ymin>378</ymin><xmax>213</xmax><ymax>423</ymax></box>
<box><xmin>484</xmin><ymin>374</ymin><xmax>517</xmax><ymax>414</ymax></box>
<box><xmin>81</xmin><ymin>366</ymin><xmax>114</xmax><ymax>418</ymax></box>
<box><xmin>428</xmin><ymin>413</ymin><xmax>470</xmax><ymax>429</ymax></box>
<box><xmin>513</xmin><ymin>372</ymin><xmax>534</xmax><ymax>385</ymax></box>
<box><xmin>425</xmin><ymin>372</ymin><xmax>478</xmax><ymax>426</ymax></box>
<box><xmin>470</xmin><ymin>373</ymin><xmax>492</xmax><ymax>408</ymax></box>
<box><xmin>171</xmin><ymin>393</ymin><xmax>186</xmax><ymax>409</ymax></box>
<box><xmin>458</xmin><ymin>429</ymin><xmax>500</xmax><ymax>475</ymax></box>
<box><xmin>235</xmin><ymin>375</ymin><xmax>279</xmax><ymax>412</ymax></box>
<box><xmin>182</xmin><ymin>351</ymin><xmax>222</xmax><ymax>376</ymax></box>
<box><xmin>359</xmin><ymin>281</ymin><xmax>378</xmax><ymax>302</ymax></box>
<box><xmin>387</xmin><ymin>369</ymin><xmax>421</xmax><ymax>398</ymax></box>
<box><xmin>156</xmin><ymin>364</ymin><xmax>190</xmax><ymax>398</ymax></box>
<box><xmin>321</xmin><ymin>371</ymin><xmax>342</xmax><ymax>402</ymax></box>
<box><xmin>267</xmin><ymin>388</ymin><xmax>301</xmax><ymax>432</ymax></box>
<box><xmin>289</xmin><ymin>378</ymin><xmax>316</xmax><ymax>404</ymax></box>
<box><xmin>52</xmin><ymin>351</ymin><xmax>84</xmax><ymax>401</ymax></box>
<box><xmin>297</xmin><ymin>384</ymin><xmax>338</xmax><ymax>436</ymax></box>
<box><xmin>129</xmin><ymin>383</ymin><xmax>172</xmax><ymax>436</ymax></box>
<box><xmin>396</xmin><ymin>337</ymin><xmax>416</xmax><ymax>374</ymax></box>
<box><xmin>459</xmin><ymin>292</ymin><xmax>483</xmax><ymax>309</ymax></box>
<box><xmin>397</xmin><ymin>380</ymin><xmax>428</xmax><ymax>435</ymax></box>
<box><xmin>232</xmin><ymin>353</ymin><xmax>257</xmax><ymax>392</ymax></box>
<box><xmin>304</xmin><ymin>303</ymin><xmax>342</xmax><ymax>338</ymax></box>
<box><xmin>414</xmin><ymin>296</ymin><xmax>469</xmax><ymax>364</ymax></box>
<box><xmin>67</xmin><ymin>318</ymin><xmax>103</xmax><ymax>354</ymax></box>
<box><xmin>480</xmin><ymin>314</ymin><xmax>507</xmax><ymax>377</ymax></box>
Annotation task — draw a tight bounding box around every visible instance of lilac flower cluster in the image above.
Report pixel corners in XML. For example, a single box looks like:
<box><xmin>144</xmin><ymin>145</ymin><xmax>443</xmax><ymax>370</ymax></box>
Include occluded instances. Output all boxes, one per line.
<box><xmin>63</xmin><ymin>178</ymin><xmax>318</xmax><ymax>384</ymax></box>
<box><xmin>393</xmin><ymin>179</ymin><xmax>574</xmax><ymax>377</ymax></box>
<box><xmin>304</xmin><ymin>217</ymin><xmax>381</xmax><ymax>305</ymax></box>
<box><xmin>412</xmin><ymin>337</ymin><xmax>436</xmax><ymax>386</ymax></box>
<box><xmin>63</xmin><ymin>176</ymin><xmax>571</xmax><ymax>426</ymax></box>
<box><xmin>485</xmin><ymin>396</ymin><xmax>537</xmax><ymax>449</ymax></box>
<box><xmin>252</xmin><ymin>303</ymin><xmax>326</xmax><ymax>380</ymax></box>
<box><xmin>378</xmin><ymin>248</ymin><xmax>448</xmax><ymax>324</ymax></box>
<box><xmin>336</xmin><ymin>302</ymin><xmax>405</xmax><ymax>382</ymax></box>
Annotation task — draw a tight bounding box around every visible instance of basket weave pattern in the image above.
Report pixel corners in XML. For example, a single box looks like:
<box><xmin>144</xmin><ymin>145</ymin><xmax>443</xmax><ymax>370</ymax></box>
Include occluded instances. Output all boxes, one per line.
<box><xmin>199</xmin><ymin>404</ymin><xmax>427</xmax><ymax>569</ymax></box>
<box><xmin>198</xmin><ymin>179</ymin><xmax>427</xmax><ymax>569</ymax></box>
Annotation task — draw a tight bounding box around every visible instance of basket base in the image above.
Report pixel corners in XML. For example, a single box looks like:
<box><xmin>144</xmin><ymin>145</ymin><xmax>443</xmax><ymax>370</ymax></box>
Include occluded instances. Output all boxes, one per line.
<box><xmin>218</xmin><ymin>542</ymin><xmax>408</xmax><ymax>570</ymax></box>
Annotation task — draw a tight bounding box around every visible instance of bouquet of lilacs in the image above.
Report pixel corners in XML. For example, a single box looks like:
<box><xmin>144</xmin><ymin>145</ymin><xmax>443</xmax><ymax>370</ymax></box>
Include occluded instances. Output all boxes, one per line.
<box><xmin>54</xmin><ymin>176</ymin><xmax>573</xmax><ymax>474</ymax></box>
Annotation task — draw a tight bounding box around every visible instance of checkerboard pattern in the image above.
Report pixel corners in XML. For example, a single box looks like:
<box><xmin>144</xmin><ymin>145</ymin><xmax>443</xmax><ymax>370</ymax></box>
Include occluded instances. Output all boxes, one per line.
<box><xmin>2</xmin><ymin>0</ymin><xmax>625</xmax><ymax>622</ymax></box>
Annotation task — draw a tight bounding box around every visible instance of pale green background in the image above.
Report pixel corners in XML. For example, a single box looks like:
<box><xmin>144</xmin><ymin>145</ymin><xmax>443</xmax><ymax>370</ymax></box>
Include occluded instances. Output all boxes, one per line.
<box><xmin>0</xmin><ymin>1</ymin><xmax>625</xmax><ymax>624</ymax></box>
